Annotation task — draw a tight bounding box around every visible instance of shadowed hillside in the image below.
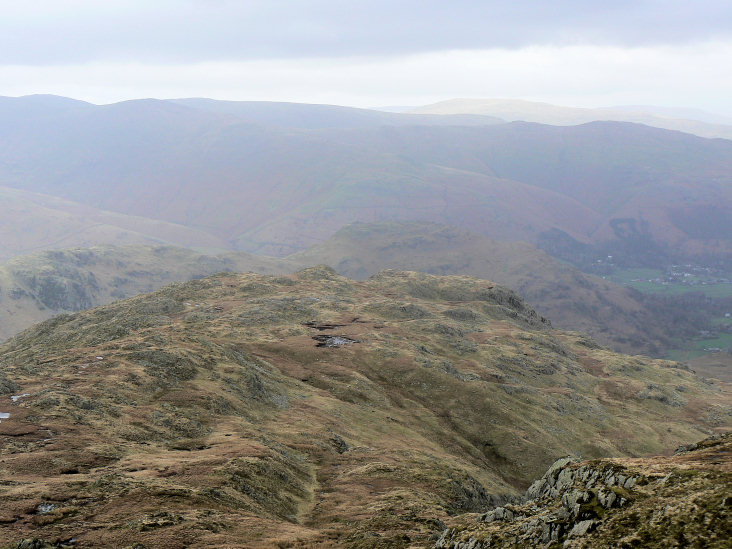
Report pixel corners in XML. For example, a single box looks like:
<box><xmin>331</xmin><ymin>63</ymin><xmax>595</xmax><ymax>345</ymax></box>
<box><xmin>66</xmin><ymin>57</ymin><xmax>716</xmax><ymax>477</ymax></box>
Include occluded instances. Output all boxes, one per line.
<box><xmin>0</xmin><ymin>269</ymin><xmax>728</xmax><ymax>547</ymax></box>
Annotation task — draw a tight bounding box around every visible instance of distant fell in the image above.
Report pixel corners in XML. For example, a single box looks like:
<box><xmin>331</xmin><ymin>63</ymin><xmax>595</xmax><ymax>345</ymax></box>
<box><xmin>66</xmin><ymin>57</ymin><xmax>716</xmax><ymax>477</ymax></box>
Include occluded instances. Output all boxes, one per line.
<box><xmin>0</xmin><ymin>94</ymin><xmax>93</xmax><ymax>127</ymax></box>
<box><xmin>611</xmin><ymin>104</ymin><xmax>732</xmax><ymax>125</ymax></box>
<box><xmin>410</xmin><ymin>98</ymin><xmax>732</xmax><ymax>140</ymax></box>
<box><xmin>170</xmin><ymin>98</ymin><xmax>504</xmax><ymax>129</ymax></box>
<box><xmin>0</xmin><ymin>186</ymin><xmax>230</xmax><ymax>263</ymax></box>
<box><xmin>1</xmin><ymin>96</ymin><xmax>730</xmax><ymax>265</ymax></box>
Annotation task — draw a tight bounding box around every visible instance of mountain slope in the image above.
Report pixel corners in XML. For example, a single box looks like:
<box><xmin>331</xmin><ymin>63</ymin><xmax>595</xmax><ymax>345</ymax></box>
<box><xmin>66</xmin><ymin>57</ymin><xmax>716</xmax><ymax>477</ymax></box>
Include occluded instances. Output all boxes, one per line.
<box><xmin>0</xmin><ymin>224</ymin><xmax>668</xmax><ymax>357</ymax></box>
<box><xmin>0</xmin><ymin>222</ymin><xmax>719</xmax><ymax>358</ymax></box>
<box><xmin>326</xmin><ymin>122</ymin><xmax>732</xmax><ymax>261</ymax></box>
<box><xmin>0</xmin><ymin>96</ymin><xmax>595</xmax><ymax>256</ymax></box>
<box><xmin>0</xmin><ymin>269</ymin><xmax>728</xmax><ymax>547</ymax></box>
<box><xmin>292</xmin><ymin>222</ymin><xmax>675</xmax><ymax>356</ymax></box>
<box><xmin>0</xmin><ymin>186</ymin><xmax>232</xmax><ymax>262</ymax></box>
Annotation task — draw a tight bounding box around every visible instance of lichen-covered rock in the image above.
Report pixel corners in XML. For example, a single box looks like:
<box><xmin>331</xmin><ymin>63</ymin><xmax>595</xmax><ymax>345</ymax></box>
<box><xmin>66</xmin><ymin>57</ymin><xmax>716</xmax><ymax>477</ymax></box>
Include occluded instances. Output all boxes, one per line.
<box><xmin>0</xmin><ymin>371</ymin><xmax>19</xmax><ymax>395</ymax></box>
<box><xmin>526</xmin><ymin>456</ymin><xmax>580</xmax><ymax>500</ymax></box>
<box><xmin>479</xmin><ymin>506</ymin><xmax>515</xmax><ymax>523</ymax></box>
<box><xmin>566</xmin><ymin>519</ymin><xmax>598</xmax><ymax>539</ymax></box>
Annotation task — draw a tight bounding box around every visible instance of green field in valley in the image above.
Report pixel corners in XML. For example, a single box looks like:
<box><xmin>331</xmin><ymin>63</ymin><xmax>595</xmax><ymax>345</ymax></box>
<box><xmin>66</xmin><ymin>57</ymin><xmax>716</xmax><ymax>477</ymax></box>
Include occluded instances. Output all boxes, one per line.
<box><xmin>608</xmin><ymin>268</ymin><xmax>732</xmax><ymax>298</ymax></box>
<box><xmin>606</xmin><ymin>268</ymin><xmax>732</xmax><ymax>361</ymax></box>
<box><xmin>667</xmin><ymin>332</ymin><xmax>732</xmax><ymax>361</ymax></box>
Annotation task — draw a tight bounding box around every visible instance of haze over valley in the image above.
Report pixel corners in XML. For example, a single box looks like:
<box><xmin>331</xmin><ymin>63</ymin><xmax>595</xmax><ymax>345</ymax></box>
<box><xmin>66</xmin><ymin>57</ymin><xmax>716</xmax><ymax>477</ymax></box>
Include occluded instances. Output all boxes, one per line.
<box><xmin>0</xmin><ymin>91</ymin><xmax>731</xmax><ymax>548</ymax></box>
<box><xmin>2</xmin><ymin>95</ymin><xmax>731</xmax><ymax>263</ymax></box>
<box><xmin>1</xmin><ymin>2</ymin><xmax>731</xmax><ymax>547</ymax></box>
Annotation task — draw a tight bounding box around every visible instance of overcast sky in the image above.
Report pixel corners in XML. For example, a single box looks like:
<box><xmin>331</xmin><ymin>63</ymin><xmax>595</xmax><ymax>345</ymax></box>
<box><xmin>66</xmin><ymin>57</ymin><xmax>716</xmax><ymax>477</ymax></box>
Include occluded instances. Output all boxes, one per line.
<box><xmin>2</xmin><ymin>1</ymin><xmax>731</xmax><ymax>113</ymax></box>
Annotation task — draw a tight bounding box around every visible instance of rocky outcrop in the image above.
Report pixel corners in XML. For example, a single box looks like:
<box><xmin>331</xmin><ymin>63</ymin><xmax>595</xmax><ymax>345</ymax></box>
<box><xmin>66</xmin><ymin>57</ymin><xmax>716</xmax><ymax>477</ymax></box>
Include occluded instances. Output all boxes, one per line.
<box><xmin>435</xmin><ymin>433</ymin><xmax>731</xmax><ymax>548</ymax></box>
<box><xmin>436</xmin><ymin>456</ymin><xmax>639</xmax><ymax>548</ymax></box>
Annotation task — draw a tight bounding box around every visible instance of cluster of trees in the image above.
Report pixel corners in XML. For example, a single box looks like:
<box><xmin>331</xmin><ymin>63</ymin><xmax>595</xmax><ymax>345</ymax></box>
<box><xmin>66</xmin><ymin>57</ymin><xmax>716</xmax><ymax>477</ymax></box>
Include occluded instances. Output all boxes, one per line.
<box><xmin>635</xmin><ymin>290</ymin><xmax>732</xmax><ymax>341</ymax></box>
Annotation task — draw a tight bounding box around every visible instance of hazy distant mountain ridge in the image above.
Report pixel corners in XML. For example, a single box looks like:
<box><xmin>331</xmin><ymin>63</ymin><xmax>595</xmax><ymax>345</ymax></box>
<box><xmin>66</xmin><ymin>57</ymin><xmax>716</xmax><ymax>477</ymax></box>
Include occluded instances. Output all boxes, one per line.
<box><xmin>170</xmin><ymin>97</ymin><xmax>504</xmax><ymax>129</ymax></box>
<box><xmin>1</xmin><ymin>95</ymin><xmax>730</xmax><ymax>264</ymax></box>
<box><xmin>410</xmin><ymin>98</ymin><xmax>732</xmax><ymax>140</ymax></box>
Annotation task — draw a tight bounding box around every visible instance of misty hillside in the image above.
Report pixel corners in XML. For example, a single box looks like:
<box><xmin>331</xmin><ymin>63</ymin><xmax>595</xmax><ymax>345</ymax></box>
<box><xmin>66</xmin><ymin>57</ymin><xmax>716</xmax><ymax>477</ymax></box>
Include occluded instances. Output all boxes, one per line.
<box><xmin>0</xmin><ymin>186</ymin><xmax>231</xmax><ymax>262</ymax></box>
<box><xmin>1</xmin><ymin>95</ymin><xmax>730</xmax><ymax>264</ymax></box>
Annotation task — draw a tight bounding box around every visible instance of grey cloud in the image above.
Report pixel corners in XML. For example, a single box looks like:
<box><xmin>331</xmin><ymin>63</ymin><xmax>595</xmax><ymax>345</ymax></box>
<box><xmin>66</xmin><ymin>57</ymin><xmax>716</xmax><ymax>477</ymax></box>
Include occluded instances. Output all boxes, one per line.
<box><xmin>3</xmin><ymin>0</ymin><xmax>731</xmax><ymax>65</ymax></box>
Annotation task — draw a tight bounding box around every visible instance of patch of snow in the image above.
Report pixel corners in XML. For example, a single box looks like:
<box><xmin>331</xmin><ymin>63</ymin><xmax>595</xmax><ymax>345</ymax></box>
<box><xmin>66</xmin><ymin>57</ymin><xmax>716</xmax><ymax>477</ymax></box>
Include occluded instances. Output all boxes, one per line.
<box><xmin>0</xmin><ymin>412</ymin><xmax>9</xmax><ymax>422</ymax></box>
<box><xmin>37</xmin><ymin>503</ymin><xmax>56</xmax><ymax>514</ymax></box>
<box><xmin>314</xmin><ymin>335</ymin><xmax>358</xmax><ymax>347</ymax></box>
<box><xmin>11</xmin><ymin>393</ymin><xmax>30</xmax><ymax>402</ymax></box>
<box><xmin>96</xmin><ymin>356</ymin><xmax>104</xmax><ymax>360</ymax></box>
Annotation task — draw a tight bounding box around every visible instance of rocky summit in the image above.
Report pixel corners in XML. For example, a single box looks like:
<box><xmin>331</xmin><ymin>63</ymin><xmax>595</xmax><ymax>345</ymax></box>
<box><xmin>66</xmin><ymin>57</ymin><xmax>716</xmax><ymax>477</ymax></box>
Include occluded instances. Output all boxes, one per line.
<box><xmin>0</xmin><ymin>268</ymin><xmax>729</xmax><ymax>547</ymax></box>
